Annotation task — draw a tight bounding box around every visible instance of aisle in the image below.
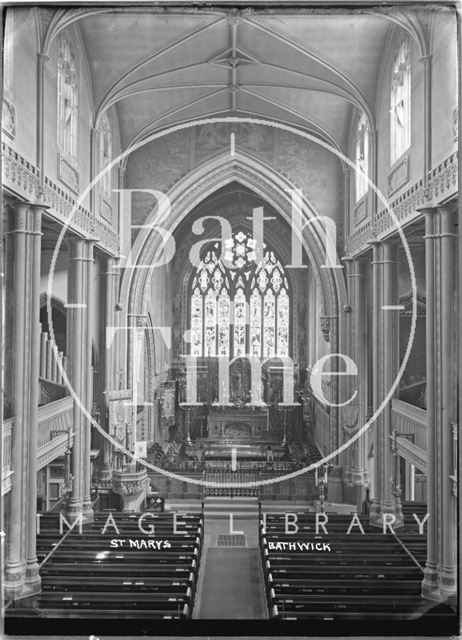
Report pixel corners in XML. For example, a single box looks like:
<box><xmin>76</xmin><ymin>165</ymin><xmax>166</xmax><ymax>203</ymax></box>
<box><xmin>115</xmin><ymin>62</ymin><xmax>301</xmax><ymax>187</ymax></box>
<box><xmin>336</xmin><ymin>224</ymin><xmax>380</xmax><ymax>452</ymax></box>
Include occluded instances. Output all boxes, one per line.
<box><xmin>194</xmin><ymin>497</ymin><xmax>268</xmax><ymax>619</ymax></box>
<box><xmin>195</xmin><ymin>547</ymin><xmax>267</xmax><ymax>619</ymax></box>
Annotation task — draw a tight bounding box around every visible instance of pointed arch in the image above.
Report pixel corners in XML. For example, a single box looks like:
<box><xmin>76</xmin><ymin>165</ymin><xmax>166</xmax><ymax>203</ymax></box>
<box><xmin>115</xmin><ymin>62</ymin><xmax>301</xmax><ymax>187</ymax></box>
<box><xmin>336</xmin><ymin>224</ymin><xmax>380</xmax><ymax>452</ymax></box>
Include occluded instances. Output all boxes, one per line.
<box><xmin>119</xmin><ymin>150</ymin><xmax>347</xmax><ymax>352</ymax></box>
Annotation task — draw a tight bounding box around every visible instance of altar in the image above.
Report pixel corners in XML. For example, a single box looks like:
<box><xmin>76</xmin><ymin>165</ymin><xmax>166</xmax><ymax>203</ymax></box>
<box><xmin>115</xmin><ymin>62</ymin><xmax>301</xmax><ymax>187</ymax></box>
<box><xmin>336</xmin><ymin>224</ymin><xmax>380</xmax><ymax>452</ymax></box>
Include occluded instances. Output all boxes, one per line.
<box><xmin>207</xmin><ymin>405</ymin><xmax>269</xmax><ymax>441</ymax></box>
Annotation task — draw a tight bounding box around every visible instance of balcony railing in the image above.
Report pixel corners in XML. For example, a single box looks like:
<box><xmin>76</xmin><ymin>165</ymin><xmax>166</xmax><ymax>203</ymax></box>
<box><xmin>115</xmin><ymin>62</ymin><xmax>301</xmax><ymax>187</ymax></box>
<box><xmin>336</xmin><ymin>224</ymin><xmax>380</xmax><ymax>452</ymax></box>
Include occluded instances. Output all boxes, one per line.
<box><xmin>2</xmin><ymin>141</ymin><xmax>119</xmax><ymax>255</ymax></box>
<box><xmin>391</xmin><ymin>398</ymin><xmax>426</xmax><ymax>451</ymax></box>
<box><xmin>40</xmin><ymin>332</ymin><xmax>67</xmax><ymax>385</ymax></box>
<box><xmin>346</xmin><ymin>151</ymin><xmax>458</xmax><ymax>256</ymax></box>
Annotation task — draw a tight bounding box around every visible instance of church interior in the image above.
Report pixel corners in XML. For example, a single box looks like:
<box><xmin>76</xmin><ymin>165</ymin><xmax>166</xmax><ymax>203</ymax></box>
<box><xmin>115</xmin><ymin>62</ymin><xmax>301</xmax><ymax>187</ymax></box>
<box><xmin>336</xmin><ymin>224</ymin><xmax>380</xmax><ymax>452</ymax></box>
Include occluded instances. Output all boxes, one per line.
<box><xmin>1</xmin><ymin>3</ymin><xmax>460</xmax><ymax>636</ymax></box>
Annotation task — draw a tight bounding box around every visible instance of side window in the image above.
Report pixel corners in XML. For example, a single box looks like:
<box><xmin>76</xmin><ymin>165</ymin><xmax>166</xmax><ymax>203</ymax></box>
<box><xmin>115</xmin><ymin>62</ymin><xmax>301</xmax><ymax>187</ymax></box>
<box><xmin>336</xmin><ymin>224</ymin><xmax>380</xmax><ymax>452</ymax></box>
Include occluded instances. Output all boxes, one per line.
<box><xmin>390</xmin><ymin>37</ymin><xmax>411</xmax><ymax>163</ymax></box>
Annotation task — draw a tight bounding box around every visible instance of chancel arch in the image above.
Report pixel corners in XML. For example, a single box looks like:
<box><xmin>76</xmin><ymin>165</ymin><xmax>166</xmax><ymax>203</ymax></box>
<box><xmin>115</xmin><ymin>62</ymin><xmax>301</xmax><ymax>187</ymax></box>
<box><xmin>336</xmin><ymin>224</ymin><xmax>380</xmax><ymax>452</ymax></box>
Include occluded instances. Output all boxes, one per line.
<box><xmin>120</xmin><ymin>149</ymin><xmax>347</xmax><ymax>325</ymax></box>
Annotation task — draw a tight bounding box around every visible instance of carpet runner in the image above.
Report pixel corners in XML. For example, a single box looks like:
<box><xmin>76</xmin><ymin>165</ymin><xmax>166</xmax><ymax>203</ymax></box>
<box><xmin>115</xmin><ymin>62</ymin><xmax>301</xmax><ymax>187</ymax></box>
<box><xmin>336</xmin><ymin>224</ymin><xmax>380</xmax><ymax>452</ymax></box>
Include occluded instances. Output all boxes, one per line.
<box><xmin>195</xmin><ymin>548</ymin><xmax>267</xmax><ymax>619</ymax></box>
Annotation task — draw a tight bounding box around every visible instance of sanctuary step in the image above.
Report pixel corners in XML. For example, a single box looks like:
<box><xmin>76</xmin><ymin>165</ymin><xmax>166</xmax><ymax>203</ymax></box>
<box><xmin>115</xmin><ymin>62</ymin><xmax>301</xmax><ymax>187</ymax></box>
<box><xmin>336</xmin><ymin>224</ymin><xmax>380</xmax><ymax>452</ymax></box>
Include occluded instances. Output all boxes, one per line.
<box><xmin>203</xmin><ymin>496</ymin><xmax>259</xmax><ymax>519</ymax></box>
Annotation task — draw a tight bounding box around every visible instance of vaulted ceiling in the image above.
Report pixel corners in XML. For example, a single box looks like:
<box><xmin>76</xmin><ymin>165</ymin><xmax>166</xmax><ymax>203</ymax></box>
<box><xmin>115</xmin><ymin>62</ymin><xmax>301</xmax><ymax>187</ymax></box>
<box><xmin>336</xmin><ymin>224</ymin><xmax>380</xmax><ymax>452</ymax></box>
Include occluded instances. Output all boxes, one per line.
<box><xmin>38</xmin><ymin>7</ymin><xmax>428</xmax><ymax>154</ymax></box>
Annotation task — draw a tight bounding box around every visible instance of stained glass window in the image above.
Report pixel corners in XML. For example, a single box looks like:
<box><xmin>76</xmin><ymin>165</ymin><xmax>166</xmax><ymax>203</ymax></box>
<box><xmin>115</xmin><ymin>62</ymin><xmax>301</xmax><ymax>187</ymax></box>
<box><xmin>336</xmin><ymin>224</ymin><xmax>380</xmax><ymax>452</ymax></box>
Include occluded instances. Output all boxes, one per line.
<box><xmin>189</xmin><ymin>230</ymin><xmax>290</xmax><ymax>358</ymax></box>
<box><xmin>390</xmin><ymin>38</ymin><xmax>411</xmax><ymax>163</ymax></box>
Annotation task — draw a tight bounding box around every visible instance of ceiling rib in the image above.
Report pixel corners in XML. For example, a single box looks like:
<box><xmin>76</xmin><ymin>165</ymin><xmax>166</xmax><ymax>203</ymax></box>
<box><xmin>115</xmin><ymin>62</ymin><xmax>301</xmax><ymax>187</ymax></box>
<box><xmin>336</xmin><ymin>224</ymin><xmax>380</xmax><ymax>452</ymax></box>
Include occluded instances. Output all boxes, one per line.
<box><xmin>245</xmin><ymin>15</ymin><xmax>374</xmax><ymax>129</ymax></box>
<box><xmin>96</xmin><ymin>15</ymin><xmax>225</xmax><ymax>124</ymax></box>
<box><xmin>125</xmin><ymin>88</ymin><xmax>228</xmax><ymax>150</ymax></box>
<box><xmin>240</xmin><ymin>86</ymin><xmax>344</xmax><ymax>153</ymax></box>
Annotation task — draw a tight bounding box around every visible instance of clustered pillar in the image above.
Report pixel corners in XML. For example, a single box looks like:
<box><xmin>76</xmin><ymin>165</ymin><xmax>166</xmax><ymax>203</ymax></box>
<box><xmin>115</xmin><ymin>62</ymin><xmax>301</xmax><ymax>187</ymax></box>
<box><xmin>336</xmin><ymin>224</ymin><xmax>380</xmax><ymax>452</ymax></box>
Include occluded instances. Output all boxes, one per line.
<box><xmin>66</xmin><ymin>238</ymin><xmax>95</xmax><ymax>522</ymax></box>
<box><xmin>421</xmin><ymin>205</ymin><xmax>457</xmax><ymax>603</ymax></box>
<box><xmin>344</xmin><ymin>257</ymin><xmax>369</xmax><ymax>512</ymax></box>
<box><xmin>369</xmin><ymin>240</ymin><xmax>403</xmax><ymax>526</ymax></box>
<box><xmin>4</xmin><ymin>201</ymin><xmax>45</xmax><ymax>599</ymax></box>
<box><xmin>98</xmin><ymin>256</ymin><xmax>121</xmax><ymax>488</ymax></box>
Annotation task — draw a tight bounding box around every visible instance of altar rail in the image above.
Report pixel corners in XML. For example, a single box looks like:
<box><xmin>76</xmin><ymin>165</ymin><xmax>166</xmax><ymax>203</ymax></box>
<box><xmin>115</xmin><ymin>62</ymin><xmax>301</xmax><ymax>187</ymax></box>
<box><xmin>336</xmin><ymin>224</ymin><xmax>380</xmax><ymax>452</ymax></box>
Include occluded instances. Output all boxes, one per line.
<box><xmin>203</xmin><ymin>470</ymin><xmax>260</xmax><ymax>497</ymax></box>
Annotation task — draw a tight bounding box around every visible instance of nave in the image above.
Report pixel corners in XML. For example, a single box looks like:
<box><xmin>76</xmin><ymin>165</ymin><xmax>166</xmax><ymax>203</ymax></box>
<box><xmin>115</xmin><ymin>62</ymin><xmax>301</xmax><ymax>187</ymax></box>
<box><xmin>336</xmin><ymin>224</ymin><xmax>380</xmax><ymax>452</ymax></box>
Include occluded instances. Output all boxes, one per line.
<box><xmin>2</xmin><ymin>3</ymin><xmax>459</xmax><ymax>636</ymax></box>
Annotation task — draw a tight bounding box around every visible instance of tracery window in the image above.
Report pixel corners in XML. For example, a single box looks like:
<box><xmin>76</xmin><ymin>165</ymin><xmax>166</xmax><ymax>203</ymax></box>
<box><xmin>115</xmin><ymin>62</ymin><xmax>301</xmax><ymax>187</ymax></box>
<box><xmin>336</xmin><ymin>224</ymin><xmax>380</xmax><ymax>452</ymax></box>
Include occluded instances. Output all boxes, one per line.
<box><xmin>98</xmin><ymin>112</ymin><xmax>112</xmax><ymax>199</ymax></box>
<box><xmin>190</xmin><ymin>230</ymin><xmax>290</xmax><ymax>358</ymax></box>
<box><xmin>57</xmin><ymin>36</ymin><xmax>78</xmax><ymax>158</ymax></box>
<box><xmin>355</xmin><ymin>111</ymin><xmax>369</xmax><ymax>201</ymax></box>
<box><xmin>390</xmin><ymin>37</ymin><xmax>411</xmax><ymax>163</ymax></box>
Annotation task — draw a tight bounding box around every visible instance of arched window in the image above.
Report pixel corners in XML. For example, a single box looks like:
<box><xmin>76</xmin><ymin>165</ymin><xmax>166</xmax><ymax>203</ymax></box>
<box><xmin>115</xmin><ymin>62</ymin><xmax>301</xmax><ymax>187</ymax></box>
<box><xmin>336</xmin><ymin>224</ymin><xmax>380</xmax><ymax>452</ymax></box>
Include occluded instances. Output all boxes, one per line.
<box><xmin>98</xmin><ymin>112</ymin><xmax>112</xmax><ymax>199</ymax></box>
<box><xmin>190</xmin><ymin>230</ymin><xmax>290</xmax><ymax>358</ymax></box>
<box><xmin>355</xmin><ymin>111</ymin><xmax>369</xmax><ymax>201</ymax></box>
<box><xmin>390</xmin><ymin>37</ymin><xmax>411</xmax><ymax>163</ymax></box>
<box><xmin>57</xmin><ymin>36</ymin><xmax>78</xmax><ymax>158</ymax></box>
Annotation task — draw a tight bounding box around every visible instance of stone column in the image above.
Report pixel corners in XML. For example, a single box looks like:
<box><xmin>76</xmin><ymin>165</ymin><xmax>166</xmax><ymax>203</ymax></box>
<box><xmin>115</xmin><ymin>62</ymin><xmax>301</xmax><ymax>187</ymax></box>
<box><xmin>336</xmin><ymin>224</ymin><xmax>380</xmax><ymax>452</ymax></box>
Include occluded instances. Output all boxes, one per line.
<box><xmin>438</xmin><ymin>206</ymin><xmax>456</xmax><ymax>602</ymax></box>
<box><xmin>380</xmin><ymin>241</ymin><xmax>402</xmax><ymax>522</ymax></box>
<box><xmin>82</xmin><ymin>241</ymin><xmax>95</xmax><ymax>518</ymax></box>
<box><xmin>99</xmin><ymin>257</ymin><xmax>120</xmax><ymax>488</ymax></box>
<box><xmin>369</xmin><ymin>241</ymin><xmax>382</xmax><ymax>523</ymax></box>
<box><xmin>421</xmin><ymin>205</ymin><xmax>457</xmax><ymax>602</ymax></box>
<box><xmin>350</xmin><ymin>258</ymin><xmax>369</xmax><ymax>511</ymax></box>
<box><xmin>421</xmin><ymin>206</ymin><xmax>438</xmax><ymax>597</ymax></box>
<box><xmin>66</xmin><ymin>239</ymin><xmax>94</xmax><ymax>523</ymax></box>
<box><xmin>341</xmin><ymin>257</ymin><xmax>354</xmax><ymax>490</ymax></box>
<box><xmin>4</xmin><ymin>202</ymin><xmax>43</xmax><ymax>599</ymax></box>
<box><xmin>369</xmin><ymin>240</ymin><xmax>403</xmax><ymax>526</ymax></box>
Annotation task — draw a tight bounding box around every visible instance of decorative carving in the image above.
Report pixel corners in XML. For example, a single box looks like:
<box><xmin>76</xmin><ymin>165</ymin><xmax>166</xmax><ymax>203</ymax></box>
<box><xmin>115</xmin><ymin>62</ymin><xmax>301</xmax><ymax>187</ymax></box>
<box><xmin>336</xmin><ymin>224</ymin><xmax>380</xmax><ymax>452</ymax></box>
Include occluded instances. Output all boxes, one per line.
<box><xmin>427</xmin><ymin>152</ymin><xmax>458</xmax><ymax>201</ymax></box>
<box><xmin>112</xmin><ymin>477</ymin><xmax>147</xmax><ymax>496</ymax></box>
<box><xmin>320</xmin><ymin>316</ymin><xmax>330</xmax><ymax>342</ymax></box>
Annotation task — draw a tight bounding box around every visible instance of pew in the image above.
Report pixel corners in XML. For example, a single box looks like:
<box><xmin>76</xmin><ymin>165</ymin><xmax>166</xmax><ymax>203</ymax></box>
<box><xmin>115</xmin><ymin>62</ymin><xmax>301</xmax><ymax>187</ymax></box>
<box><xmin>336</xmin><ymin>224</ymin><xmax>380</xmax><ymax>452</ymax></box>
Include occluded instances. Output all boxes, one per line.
<box><xmin>7</xmin><ymin>510</ymin><xmax>203</xmax><ymax>620</ymax></box>
<box><xmin>259</xmin><ymin>512</ymin><xmax>428</xmax><ymax>620</ymax></box>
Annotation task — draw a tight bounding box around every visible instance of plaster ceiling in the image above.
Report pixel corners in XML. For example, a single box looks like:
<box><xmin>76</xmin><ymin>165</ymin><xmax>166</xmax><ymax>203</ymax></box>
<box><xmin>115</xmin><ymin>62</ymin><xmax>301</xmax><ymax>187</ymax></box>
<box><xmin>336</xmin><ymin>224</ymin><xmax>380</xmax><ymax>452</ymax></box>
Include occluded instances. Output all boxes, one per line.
<box><xmin>40</xmin><ymin>7</ymin><xmax>408</xmax><ymax>153</ymax></box>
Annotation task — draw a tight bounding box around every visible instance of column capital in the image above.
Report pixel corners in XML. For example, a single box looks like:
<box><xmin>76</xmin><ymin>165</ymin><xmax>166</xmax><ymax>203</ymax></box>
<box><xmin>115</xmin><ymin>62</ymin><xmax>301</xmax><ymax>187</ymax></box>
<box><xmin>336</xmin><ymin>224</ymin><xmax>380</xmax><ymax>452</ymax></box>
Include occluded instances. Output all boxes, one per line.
<box><xmin>9</xmin><ymin>201</ymin><xmax>43</xmax><ymax>235</ymax></box>
<box><xmin>37</xmin><ymin>52</ymin><xmax>49</xmax><ymax>64</ymax></box>
<box><xmin>416</xmin><ymin>204</ymin><xmax>438</xmax><ymax>216</ymax></box>
<box><xmin>68</xmin><ymin>237</ymin><xmax>97</xmax><ymax>261</ymax></box>
<box><xmin>437</xmin><ymin>201</ymin><xmax>458</xmax><ymax>217</ymax></box>
<box><xmin>29</xmin><ymin>202</ymin><xmax>50</xmax><ymax>213</ymax></box>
